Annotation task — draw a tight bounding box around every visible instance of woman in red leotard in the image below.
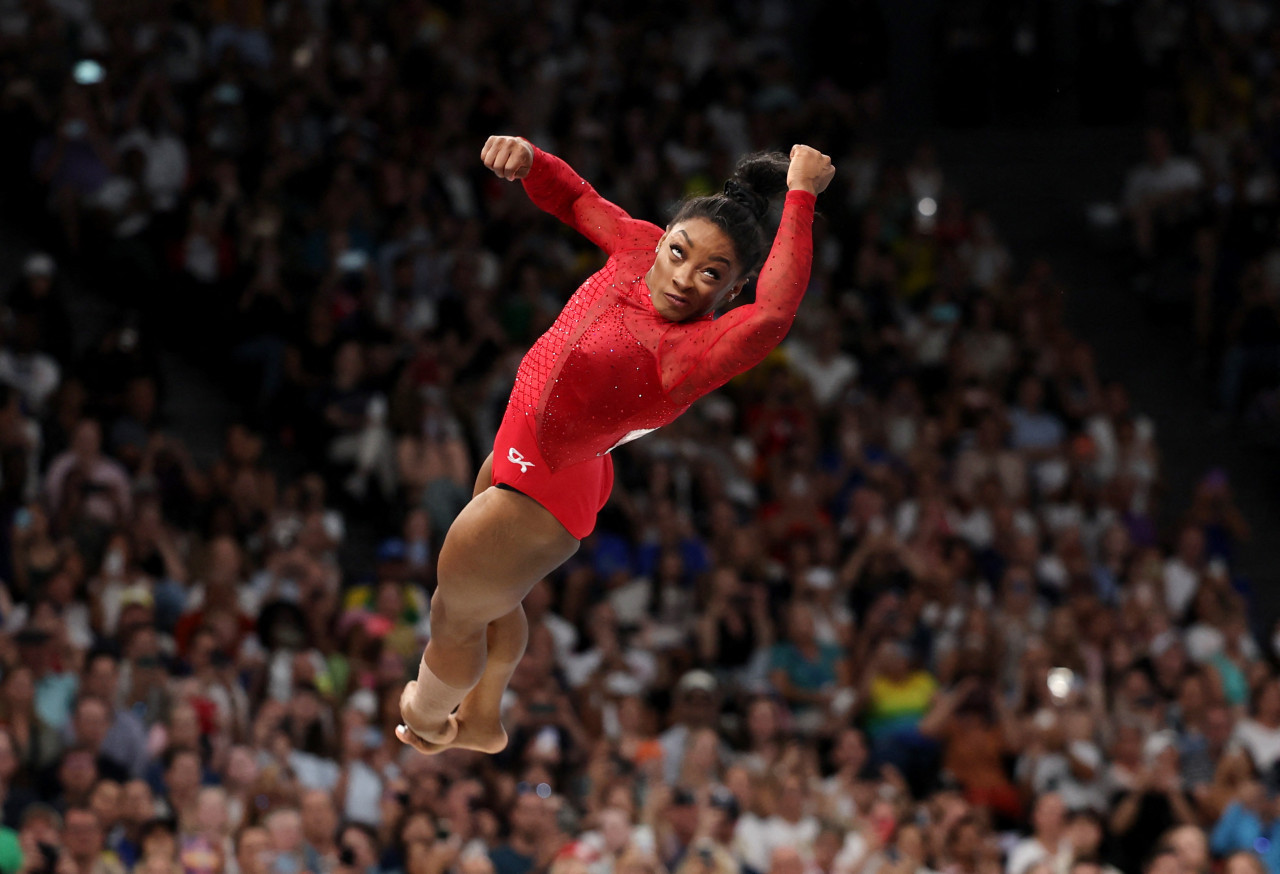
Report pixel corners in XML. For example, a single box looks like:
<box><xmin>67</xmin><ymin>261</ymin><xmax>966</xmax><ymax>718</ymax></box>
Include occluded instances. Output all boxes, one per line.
<box><xmin>396</xmin><ymin>135</ymin><xmax>835</xmax><ymax>755</ymax></box>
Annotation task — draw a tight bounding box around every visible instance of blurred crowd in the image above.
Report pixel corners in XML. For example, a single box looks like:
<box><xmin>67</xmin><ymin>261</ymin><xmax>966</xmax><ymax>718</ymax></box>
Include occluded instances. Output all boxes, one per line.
<box><xmin>1107</xmin><ymin>0</ymin><xmax>1280</xmax><ymax>420</ymax></box>
<box><xmin>0</xmin><ymin>5</ymin><xmax>1276</xmax><ymax>874</ymax></box>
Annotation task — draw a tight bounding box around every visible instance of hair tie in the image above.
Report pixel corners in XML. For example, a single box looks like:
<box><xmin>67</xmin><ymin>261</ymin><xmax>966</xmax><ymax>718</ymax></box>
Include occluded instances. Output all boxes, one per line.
<box><xmin>723</xmin><ymin>180</ymin><xmax>768</xmax><ymax>221</ymax></box>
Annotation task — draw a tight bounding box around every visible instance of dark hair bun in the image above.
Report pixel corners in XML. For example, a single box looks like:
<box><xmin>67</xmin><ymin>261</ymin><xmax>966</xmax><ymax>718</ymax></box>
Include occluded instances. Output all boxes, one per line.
<box><xmin>725</xmin><ymin>151</ymin><xmax>790</xmax><ymax>221</ymax></box>
<box><xmin>723</xmin><ymin>180</ymin><xmax>769</xmax><ymax>220</ymax></box>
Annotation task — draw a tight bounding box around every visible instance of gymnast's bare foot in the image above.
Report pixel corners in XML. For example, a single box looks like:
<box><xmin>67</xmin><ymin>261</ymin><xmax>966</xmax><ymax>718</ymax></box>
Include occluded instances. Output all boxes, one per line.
<box><xmin>397</xmin><ymin>680</ymin><xmax>460</xmax><ymax>755</ymax></box>
<box><xmin>453</xmin><ymin>712</ymin><xmax>509</xmax><ymax>753</ymax></box>
<box><xmin>397</xmin><ymin>714</ymin><xmax>508</xmax><ymax>755</ymax></box>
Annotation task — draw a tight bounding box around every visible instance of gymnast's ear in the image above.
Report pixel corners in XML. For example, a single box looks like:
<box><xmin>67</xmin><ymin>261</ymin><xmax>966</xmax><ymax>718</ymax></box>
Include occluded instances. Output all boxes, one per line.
<box><xmin>724</xmin><ymin>275</ymin><xmax>751</xmax><ymax>304</ymax></box>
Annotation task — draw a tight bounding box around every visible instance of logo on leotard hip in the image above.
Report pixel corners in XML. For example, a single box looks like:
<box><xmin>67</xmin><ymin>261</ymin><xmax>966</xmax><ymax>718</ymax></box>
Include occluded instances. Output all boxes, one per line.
<box><xmin>507</xmin><ymin>447</ymin><xmax>534</xmax><ymax>472</ymax></box>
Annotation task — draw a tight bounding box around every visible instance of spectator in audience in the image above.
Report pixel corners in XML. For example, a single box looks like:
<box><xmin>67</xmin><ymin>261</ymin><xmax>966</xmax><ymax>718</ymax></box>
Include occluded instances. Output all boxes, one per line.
<box><xmin>490</xmin><ymin>790</ymin><xmax>558</xmax><ymax>874</ymax></box>
<box><xmin>235</xmin><ymin>826</ymin><xmax>275</xmax><ymax>874</ymax></box>
<box><xmin>0</xmin><ymin>312</ymin><xmax>62</xmax><ymax>418</ymax></box>
<box><xmin>1006</xmin><ymin>793</ymin><xmax>1071</xmax><ymax>874</ymax></box>
<box><xmin>62</xmin><ymin>806</ymin><xmax>125</xmax><ymax>874</ymax></box>
<box><xmin>1108</xmin><ymin>733</ymin><xmax>1197</xmax><ymax>874</ymax></box>
<box><xmin>1122</xmin><ymin>127</ymin><xmax>1205</xmax><ymax>270</ymax></box>
<box><xmin>65</xmin><ymin>696</ymin><xmax>130</xmax><ymax>784</ymax></box>
<box><xmin>44</xmin><ymin>419</ymin><xmax>131</xmax><ymax>532</ymax></box>
<box><xmin>859</xmin><ymin>636</ymin><xmax>939</xmax><ymax>796</ymax></box>
<box><xmin>659</xmin><ymin>672</ymin><xmax>725</xmax><ymax>788</ymax></box>
<box><xmin>323</xmin><ymin>341</ymin><xmax>396</xmax><ymax>503</ymax></box>
<box><xmin>7</xmin><ymin>252</ymin><xmax>74</xmax><ymax>366</ymax></box>
<box><xmin>768</xmin><ymin>602</ymin><xmax>848</xmax><ymax>736</ymax></box>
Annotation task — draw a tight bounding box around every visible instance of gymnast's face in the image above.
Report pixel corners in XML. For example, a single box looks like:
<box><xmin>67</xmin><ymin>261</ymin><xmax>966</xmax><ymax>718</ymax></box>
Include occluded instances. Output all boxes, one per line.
<box><xmin>647</xmin><ymin>218</ymin><xmax>748</xmax><ymax>321</ymax></box>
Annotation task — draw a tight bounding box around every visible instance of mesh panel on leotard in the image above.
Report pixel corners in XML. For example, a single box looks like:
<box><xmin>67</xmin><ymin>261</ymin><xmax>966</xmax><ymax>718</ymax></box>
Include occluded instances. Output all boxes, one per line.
<box><xmin>507</xmin><ymin>144</ymin><xmax>815</xmax><ymax>472</ymax></box>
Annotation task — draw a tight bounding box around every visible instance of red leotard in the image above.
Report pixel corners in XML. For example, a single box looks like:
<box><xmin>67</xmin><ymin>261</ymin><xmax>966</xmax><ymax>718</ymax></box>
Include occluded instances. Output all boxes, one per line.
<box><xmin>489</xmin><ymin>144</ymin><xmax>816</xmax><ymax>538</ymax></box>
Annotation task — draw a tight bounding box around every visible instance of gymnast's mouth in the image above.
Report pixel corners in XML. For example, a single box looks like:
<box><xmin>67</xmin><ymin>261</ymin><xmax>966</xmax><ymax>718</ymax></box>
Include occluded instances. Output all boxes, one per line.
<box><xmin>664</xmin><ymin>290</ymin><xmax>690</xmax><ymax>308</ymax></box>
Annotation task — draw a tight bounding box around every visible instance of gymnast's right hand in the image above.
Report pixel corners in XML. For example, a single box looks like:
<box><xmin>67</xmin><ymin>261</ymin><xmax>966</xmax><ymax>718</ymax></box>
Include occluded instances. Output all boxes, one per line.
<box><xmin>481</xmin><ymin>135</ymin><xmax>534</xmax><ymax>181</ymax></box>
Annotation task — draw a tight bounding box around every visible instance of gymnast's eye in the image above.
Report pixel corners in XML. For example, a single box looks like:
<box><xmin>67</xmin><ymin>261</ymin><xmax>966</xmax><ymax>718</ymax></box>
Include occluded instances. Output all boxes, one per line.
<box><xmin>670</xmin><ymin>245</ymin><xmax>684</xmax><ymax>260</ymax></box>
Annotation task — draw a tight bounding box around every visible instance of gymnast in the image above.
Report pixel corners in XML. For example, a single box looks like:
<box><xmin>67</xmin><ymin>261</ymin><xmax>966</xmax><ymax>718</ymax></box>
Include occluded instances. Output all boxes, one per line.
<box><xmin>396</xmin><ymin>134</ymin><xmax>835</xmax><ymax>754</ymax></box>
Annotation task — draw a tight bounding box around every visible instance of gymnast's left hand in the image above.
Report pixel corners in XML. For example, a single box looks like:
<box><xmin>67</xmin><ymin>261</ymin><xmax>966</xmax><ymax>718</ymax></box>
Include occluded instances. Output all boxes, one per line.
<box><xmin>787</xmin><ymin>144</ymin><xmax>835</xmax><ymax>195</ymax></box>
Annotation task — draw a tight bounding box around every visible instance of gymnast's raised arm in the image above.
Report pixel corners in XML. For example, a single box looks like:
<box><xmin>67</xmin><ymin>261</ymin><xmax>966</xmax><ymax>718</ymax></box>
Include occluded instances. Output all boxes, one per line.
<box><xmin>480</xmin><ymin>134</ymin><xmax>659</xmax><ymax>256</ymax></box>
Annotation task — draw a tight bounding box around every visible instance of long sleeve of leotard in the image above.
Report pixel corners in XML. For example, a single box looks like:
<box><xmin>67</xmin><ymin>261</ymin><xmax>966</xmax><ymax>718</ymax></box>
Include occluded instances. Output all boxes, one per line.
<box><xmin>521</xmin><ymin>144</ymin><xmax>661</xmax><ymax>256</ymax></box>
<box><xmin>665</xmin><ymin>189</ymin><xmax>817</xmax><ymax>405</ymax></box>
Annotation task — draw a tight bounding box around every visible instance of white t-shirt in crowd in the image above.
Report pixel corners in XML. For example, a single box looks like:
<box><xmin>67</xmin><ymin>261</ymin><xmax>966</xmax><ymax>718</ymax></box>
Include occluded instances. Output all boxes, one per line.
<box><xmin>342</xmin><ymin>758</ymin><xmax>385</xmax><ymax>826</ymax></box>
<box><xmin>786</xmin><ymin>342</ymin><xmax>859</xmax><ymax>409</ymax></box>
<box><xmin>1123</xmin><ymin>156</ymin><xmax>1203</xmax><ymax>210</ymax></box>
<box><xmin>733</xmin><ymin>814</ymin><xmax>820</xmax><ymax>873</ymax></box>
<box><xmin>117</xmin><ymin>128</ymin><xmax>190</xmax><ymax>212</ymax></box>
<box><xmin>0</xmin><ymin>349</ymin><xmax>60</xmax><ymax>414</ymax></box>
<box><xmin>1019</xmin><ymin>741</ymin><xmax>1106</xmax><ymax>813</ymax></box>
<box><xmin>1005</xmin><ymin>837</ymin><xmax>1071</xmax><ymax>874</ymax></box>
<box><xmin>1163</xmin><ymin>557</ymin><xmax>1200</xmax><ymax>619</ymax></box>
<box><xmin>1231</xmin><ymin>719</ymin><xmax>1280</xmax><ymax>774</ymax></box>
<box><xmin>562</xmin><ymin>647</ymin><xmax>656</xmax><ymax>691</ymax></box>
<box><xmin>541</xmin><ymin>611</ymin><xmax>579</xmax><ymax>667</ymax></box>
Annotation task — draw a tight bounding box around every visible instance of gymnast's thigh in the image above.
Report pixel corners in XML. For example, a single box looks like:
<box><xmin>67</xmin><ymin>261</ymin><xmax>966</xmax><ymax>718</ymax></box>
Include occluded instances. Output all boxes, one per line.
<box><xmin>433</xmin><ymin>486</ymin><xmax>579</xmax><ymax>625</ymax></box>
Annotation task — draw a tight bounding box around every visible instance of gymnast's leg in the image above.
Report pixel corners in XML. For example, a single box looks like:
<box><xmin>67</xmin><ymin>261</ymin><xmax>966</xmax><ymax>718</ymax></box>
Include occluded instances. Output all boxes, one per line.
<box><xmin>398</xmin><ymin>455</ymin><xmax>538</xmax><ymax>754</ymax></box>
<box><xmin>439</xmin><ymin>605</ymin><xmax>529</xmax><ymax>753</ymax></box>
<box><xmin>397</xmin><ymin>454</ymin><xmax>577</xmax><ymax>753</ymax></box>
<box><xmin>451</xmin><ymin>457</ymin><xmax>536</xmax><ymax>750</ymax></box>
